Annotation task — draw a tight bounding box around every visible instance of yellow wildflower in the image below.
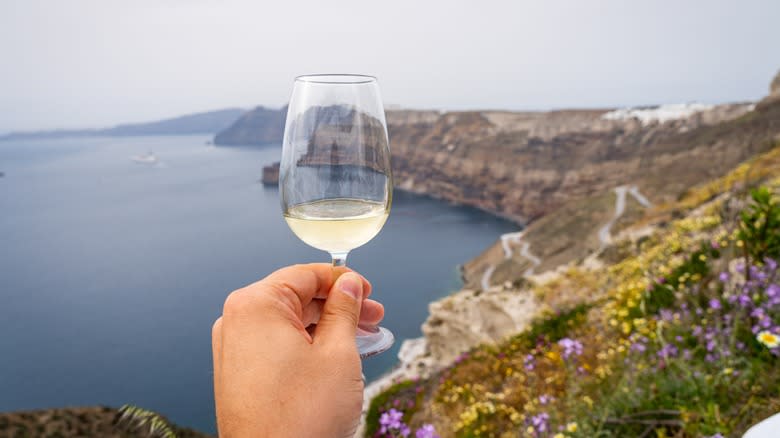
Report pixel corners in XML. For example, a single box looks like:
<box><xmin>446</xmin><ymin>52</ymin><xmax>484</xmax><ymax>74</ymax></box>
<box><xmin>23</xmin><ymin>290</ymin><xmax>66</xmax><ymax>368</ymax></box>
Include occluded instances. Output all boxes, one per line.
<box><xmin>758</xmin><ymin>331</ymin><xmax>780</xmax><ymax>348</ymax></box>
<box><xmin>554</xmin><ymin>434</ymin><xmax>566</xmax><ymax>438</ymax></box>
<box><xmin>527</xmin><ymin>426</ymin><xmax>535</xmax><ymax>435</ymax></box>
<box><xmin>566</xmin><ymin>422</ymin><xmax>578</xmax><ymax>432</ymax></box>
<box><xmin>723</xmin><ymin>368</ymin><xmax>734</xmax><ymax>375</ymax></box>
<box><xmin>583</xmin><ymin>395</ymin><xmax>594</xmax><ymax>407</ymax></box>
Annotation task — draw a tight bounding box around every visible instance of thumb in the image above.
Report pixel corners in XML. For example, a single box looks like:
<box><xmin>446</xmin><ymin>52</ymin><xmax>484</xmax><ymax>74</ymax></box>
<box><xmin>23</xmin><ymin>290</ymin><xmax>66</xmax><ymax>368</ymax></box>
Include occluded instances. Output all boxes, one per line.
<box><xmin>316</xmin><ymin>272</ymin><xmax>364</xmax><ymax>343</ymax></box>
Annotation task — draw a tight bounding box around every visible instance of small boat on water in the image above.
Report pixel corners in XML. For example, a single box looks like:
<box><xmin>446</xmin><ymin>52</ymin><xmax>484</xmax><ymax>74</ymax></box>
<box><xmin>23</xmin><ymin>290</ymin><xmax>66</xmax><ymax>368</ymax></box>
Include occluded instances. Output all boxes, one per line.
<box><xmin>131</xmin><ymin>152</ymin><xmax>158</xmax><ymax>164</ymax></box>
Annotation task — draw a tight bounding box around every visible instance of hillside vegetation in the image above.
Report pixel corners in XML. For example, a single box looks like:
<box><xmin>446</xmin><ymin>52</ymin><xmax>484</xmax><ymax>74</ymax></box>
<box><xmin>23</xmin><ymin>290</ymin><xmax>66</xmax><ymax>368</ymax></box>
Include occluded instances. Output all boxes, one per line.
<box><xmin>367</xmin><ymin>144</ymin><xmax>780</xmax><ymax>437</ymax></box>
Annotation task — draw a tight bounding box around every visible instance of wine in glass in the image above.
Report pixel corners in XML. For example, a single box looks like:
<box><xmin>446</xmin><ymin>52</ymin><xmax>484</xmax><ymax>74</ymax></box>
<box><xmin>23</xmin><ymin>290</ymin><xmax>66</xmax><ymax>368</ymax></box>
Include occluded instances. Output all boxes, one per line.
<box><xmin>280</xmin><ymin>74</ymin><xmax>394</xmax><ymax>358</ymax></box>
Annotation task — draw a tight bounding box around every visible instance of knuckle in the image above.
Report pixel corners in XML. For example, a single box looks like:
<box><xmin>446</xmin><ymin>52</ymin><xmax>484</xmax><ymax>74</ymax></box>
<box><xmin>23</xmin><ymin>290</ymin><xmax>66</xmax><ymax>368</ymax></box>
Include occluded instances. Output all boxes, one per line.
<box><xmin>222</xmin><ymin>288</ymin><xmax>259</xmax><ymax>314</ymax></box>
<box><xmin>265</xmin><ymin>281</ymin><xmax>303</xmax><ymax>316</ymax></box>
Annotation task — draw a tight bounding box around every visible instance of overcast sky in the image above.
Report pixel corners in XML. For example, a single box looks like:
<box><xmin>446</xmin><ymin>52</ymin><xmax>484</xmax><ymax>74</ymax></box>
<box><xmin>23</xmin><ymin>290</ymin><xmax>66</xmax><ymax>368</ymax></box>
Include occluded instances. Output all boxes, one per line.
<box><xmin>1</xmin><ymin>0</ymin><xmax>778</xmax><ymax>132</ymax></box>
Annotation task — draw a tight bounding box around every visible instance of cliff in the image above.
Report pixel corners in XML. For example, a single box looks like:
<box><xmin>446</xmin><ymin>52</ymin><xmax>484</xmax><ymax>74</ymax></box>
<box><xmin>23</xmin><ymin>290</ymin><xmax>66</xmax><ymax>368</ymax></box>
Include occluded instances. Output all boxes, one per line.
<box><xmin>214</xmin><ymin>101</ymin><xmax>765</xmax><ymax>225</ymax></box>
<box><xmin>387</xmin><ymin>102</ymin><xmax>762</xmax><ymax>223</ymax></box>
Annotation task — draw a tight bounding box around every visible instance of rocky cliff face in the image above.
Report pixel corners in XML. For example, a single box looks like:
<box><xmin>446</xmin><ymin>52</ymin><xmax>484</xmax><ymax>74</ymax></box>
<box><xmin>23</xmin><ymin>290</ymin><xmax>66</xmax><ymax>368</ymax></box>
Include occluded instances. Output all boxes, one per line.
<box><xmin>215</xmin><ymin>100</ymin><xmax>765</xmax><ymax>225</ymax></box>
<box><xmin>387</xmin><ymin>102</ymin><xmax>759</xmax><ymax>223</ymax></box>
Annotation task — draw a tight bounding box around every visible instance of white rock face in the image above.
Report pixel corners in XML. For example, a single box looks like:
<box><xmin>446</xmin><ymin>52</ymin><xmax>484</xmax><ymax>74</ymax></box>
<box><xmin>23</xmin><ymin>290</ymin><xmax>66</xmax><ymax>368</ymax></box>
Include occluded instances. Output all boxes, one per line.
<box><xmin>422</xmin><ymin>287</ymin><xmax>538</xmax><ymax>366</ymax></box>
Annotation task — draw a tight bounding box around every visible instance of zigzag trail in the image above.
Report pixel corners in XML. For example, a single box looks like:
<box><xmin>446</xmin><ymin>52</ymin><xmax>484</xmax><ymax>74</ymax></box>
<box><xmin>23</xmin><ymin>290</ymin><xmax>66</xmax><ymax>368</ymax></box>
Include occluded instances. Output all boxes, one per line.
<box><xmin>481</xmin><ymin>231</ymin><xmax>541</xmax><ymax>290</ymax></box>
<box><xmin>597</xmin><ymin>185</ymin><xmax>652</xmax><ymax>252</ymax></box>
<box><xmin>481</xmin><ymin>185</ymin><xmax>652</xmax><ymax>290</ymax></box>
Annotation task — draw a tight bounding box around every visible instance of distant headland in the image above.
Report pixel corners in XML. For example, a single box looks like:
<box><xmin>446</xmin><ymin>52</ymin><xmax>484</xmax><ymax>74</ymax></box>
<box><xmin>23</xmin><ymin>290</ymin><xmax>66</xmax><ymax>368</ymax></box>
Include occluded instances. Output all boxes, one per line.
<box><xmin>0</xmin><ymin>108</ymin><xmax>246</xmax><ymax>141</ymax></box>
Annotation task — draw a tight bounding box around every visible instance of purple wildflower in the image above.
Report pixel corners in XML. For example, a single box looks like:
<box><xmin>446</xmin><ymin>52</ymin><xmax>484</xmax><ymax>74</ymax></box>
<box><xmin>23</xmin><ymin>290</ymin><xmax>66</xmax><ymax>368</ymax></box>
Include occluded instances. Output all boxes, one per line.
<box><xmin>538</xmin><ymin>394</ymin><xmax>553</xmax><ymax>405</ymax></box>
<box><xmin>719</xmin><ymin>271</ymin><xmax>730</xmax><ymax>283</ymax></box>
<box><xmin>657</xmin><ymin>343</ymin><xmax>679</xmax><ymax>359</ymax></box>
<box><xmin>558</xmin><ymin>338</ymin><xmax>584</xmax><ymax>360</ymax></box>
<box><xmin>709</xmin><ymin>298</ymin><xmax>722</xmax><ymax>310</ymax></box>
<box><xmin>531</xmin><ymin>412</ymin><xmax>550</xmax><ymax>433</ymax></box>
<box><xmin>766</xmin><ymin>258</ymin><xmax>778</xmax><ymax>271</ymax></box>
<box><xmin>524</xmin><ymin>354</ymin><xmax>535</xmax><ymax>371</ymax></box>
<box><xmin>415</xmin><ymin>424</ymin><xmax>438</xmax><ymax>438</ymax></box>
<box><xmin>379</xmin><ymin>409</ymin><xmax>403</xmax><ymax>433</ymax></box>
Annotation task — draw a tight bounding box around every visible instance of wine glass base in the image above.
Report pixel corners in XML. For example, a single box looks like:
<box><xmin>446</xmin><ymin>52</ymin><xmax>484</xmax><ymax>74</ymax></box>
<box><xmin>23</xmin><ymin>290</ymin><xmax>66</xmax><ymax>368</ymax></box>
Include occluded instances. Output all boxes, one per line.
<box><xmin>356</xmin><ymin>325</ymin><xmax>394</xmax><ymax>359</ymax></box>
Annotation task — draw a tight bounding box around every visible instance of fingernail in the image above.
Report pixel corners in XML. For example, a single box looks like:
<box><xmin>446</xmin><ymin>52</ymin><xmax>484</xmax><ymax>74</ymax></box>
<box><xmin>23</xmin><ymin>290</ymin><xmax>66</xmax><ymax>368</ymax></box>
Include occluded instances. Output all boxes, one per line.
<box><xmin>339</xmin><ymin>273</ymin><xmax>362</xmax><ymax>300</ymax></box>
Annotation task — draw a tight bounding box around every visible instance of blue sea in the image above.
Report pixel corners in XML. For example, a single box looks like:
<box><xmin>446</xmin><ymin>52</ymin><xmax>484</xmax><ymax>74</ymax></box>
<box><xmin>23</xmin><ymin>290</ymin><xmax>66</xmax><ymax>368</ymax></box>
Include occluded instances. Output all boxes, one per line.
<box><xmin>0</xmin><ymin>135</ymin><xmax>517</xmax><ymax>433</ymax></box>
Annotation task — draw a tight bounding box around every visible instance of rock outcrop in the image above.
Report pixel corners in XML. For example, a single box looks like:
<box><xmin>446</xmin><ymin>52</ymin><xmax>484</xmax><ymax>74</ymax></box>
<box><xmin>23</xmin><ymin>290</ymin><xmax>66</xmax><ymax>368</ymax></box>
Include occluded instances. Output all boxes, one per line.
<box><xmin>422</xmin><ymin>287</ymin><xmax>538</xmax><ymax>366</ymax></box>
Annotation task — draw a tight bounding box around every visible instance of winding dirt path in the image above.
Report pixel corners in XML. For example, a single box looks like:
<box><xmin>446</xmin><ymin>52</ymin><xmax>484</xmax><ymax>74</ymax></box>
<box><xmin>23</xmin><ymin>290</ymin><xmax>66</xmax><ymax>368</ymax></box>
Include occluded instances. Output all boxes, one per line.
<box><xmin>597</xmin><ymin>185</ymin><xmax>652</xmax><ymax>251</ymax></box>
<box><xmin>482</xmin><ymin>184</ymin><xmax>652</xmax><ymax>289</ymax></box>
<box><xmin>481</xmin><ymin>231</ymin><xmax>541</xmax><ymax>290</ymax></box>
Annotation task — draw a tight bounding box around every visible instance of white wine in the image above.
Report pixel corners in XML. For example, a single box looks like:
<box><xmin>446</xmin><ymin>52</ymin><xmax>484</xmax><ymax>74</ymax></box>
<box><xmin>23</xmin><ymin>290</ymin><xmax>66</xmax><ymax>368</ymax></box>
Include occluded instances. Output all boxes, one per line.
<box><xmin>284</xmin><ymin>198</ymin><xmax>388</xmax><ymax>254</ymax></box>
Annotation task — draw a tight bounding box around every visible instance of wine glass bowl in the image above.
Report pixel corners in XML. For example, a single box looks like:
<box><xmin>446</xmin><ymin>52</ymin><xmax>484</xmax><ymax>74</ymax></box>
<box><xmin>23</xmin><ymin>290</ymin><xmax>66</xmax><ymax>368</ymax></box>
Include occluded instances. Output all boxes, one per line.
<box><xmin>279</xmin><ymin>74</ymin><xmax>394</xmax><ymax>358</ymax></box>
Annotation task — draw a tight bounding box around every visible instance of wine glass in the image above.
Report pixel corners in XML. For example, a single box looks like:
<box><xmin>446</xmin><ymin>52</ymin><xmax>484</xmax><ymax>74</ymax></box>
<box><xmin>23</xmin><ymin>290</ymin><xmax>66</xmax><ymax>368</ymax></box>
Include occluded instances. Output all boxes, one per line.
<box><xmin>279</xmin><ymin>74</ymin><xmax>394</xmax><ymax>358</ymax></box>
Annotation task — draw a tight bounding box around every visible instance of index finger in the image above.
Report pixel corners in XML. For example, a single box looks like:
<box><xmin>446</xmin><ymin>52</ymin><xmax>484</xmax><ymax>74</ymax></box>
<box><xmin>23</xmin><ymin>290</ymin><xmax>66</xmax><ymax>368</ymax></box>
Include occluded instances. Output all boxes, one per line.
<box><xmin>258</xmin><ymin>263</ymin><xmax>372</xmax><ymax>307</ymax></box>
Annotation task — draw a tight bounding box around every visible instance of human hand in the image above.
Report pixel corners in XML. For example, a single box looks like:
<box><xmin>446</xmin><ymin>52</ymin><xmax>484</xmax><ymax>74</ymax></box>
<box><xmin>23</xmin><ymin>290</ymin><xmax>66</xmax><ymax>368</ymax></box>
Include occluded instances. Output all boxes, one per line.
<box><xmin>212</xmin><ymin>263</ymin><xmax>383</xmax><ymax>438</ymax></box>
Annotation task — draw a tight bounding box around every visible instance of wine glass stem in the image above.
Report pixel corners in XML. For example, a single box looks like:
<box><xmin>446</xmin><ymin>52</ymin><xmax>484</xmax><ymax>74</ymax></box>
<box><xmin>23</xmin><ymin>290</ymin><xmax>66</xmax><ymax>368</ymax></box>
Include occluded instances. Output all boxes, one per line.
<box><xmin>331</xmin><ymin>252</ymin><xmax>348</xmax><ymax>267</ymax></box>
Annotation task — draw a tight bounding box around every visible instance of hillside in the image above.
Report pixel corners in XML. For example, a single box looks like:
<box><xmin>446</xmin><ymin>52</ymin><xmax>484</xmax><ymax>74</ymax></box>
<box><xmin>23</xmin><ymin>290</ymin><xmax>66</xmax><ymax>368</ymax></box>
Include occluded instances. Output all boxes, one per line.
<box><xmin>362</xmin><ymin>72</ymin><xmax>780</xmax><ymax>437</ymax></box>
<box><xmin>462</xmin><ymin>98</ymin><xmax>780</xmax><ymax>290</ymax></box>
<box><xmin>365</xmin><ymin>134</ymin><xmax>780</xmax><ymax>438</ymax></box>
<box><xmin>0</xmin><ymin>108</ymin><xmax>245</xmax><ymax>141</ymax></box>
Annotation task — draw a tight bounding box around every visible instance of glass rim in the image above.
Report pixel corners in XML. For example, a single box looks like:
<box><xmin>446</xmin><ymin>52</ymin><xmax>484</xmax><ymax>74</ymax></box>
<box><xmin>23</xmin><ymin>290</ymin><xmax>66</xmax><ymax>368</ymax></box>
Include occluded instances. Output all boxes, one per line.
<box><xmin>294</xmin><ymin>74</ymin><xmax>377</xmax><ymax>84</ymax></box>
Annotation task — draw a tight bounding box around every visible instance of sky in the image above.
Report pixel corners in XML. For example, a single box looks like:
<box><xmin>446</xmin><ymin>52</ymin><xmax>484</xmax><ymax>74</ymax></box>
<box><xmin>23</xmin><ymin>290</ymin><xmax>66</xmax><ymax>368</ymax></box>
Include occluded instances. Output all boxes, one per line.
<box><xmin>0</xmin><ymin>0</ymin><xmax>778</xmax><ymax>133</ymax></box>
